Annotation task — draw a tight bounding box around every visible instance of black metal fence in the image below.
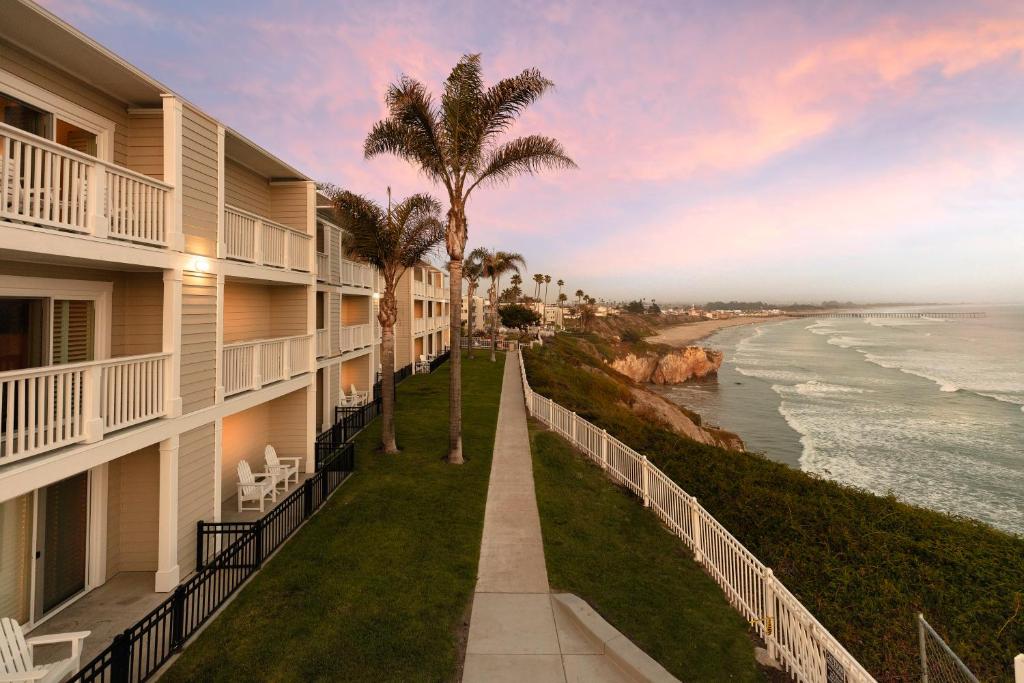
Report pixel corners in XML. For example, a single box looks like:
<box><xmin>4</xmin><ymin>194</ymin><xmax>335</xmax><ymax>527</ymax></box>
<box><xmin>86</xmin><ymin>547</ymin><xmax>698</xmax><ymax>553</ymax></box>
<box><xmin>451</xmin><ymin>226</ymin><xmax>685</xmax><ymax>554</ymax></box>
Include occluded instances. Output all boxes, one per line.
<box><xmin>70</xmin><ymin>444</ymin><xmax>355</xmax><ymax>683</ymax></box>
<box><xmin>428</xmin><ymin>349</ymin><xmax>451</xmax><ymax>372</ymax></box>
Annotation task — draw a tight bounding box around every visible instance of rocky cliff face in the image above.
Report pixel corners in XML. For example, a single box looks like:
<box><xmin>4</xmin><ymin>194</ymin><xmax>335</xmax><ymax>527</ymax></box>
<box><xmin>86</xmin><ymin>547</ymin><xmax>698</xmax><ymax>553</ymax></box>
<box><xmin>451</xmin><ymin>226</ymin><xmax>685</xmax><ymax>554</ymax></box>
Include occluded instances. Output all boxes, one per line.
<box><xmin>611</xmin><ymin>346</ymin><xmax>723</xmax><ymax>384</ymax></box>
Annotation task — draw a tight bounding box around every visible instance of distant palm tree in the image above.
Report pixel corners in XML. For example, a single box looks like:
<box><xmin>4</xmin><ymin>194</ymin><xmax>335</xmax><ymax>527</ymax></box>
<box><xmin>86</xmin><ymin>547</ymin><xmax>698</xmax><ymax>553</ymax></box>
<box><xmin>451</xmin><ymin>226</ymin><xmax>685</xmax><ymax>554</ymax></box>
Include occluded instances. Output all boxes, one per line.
<box><xmin>558</xmin><ymin>292</ymin><xmax>568</xmax><ymax>308</ymax></box>
<box><xmin>364</xmin><ymin>53</ymin><xmax>575</xmax><ymax>464</ymax></box>
<box><xmin>510</xmin><ymin>273</ymin><xmax>523</xmax><ymax>301</ymax></box>
<box><xmin>543</xmin><ymin>274</ymin><xmax>552</xmax><ymax>306</ymax></box>
<box><xmin>533</xmin><ymin>273</ymin><xmax>544</xmax><ymax>300</ymax></box>
<box><xmin>557</xmin><ymin>279</ymin><xmax>564</xmax><ymax>305</ymax></box>
<box><xmin>470</xmin><ymin>247</ymin><xmax>526</xmax><ymax>362</ymax></box>
<box><xmin>321</xmin><ymin>185</ymin><xmax>444</xmax><ymax>454</ymax></box>
<box><xmin>575</xmin><ymin>289</ymin><xmax>584</xmax><ymax>306</ymax></box>
<box><xmin>463</xmin><ymin>255</ymin><xmax>484</xmax><ymax>359</ymax></box>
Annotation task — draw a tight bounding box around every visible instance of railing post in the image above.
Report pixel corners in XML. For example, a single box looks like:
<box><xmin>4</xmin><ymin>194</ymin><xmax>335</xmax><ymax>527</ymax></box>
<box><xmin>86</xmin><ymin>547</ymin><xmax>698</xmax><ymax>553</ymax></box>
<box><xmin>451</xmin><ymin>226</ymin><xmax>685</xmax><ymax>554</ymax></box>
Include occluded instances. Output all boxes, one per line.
<box><xmin>303</xmin><ymin>478</ymin><xmax>313</xmax><ymax>518</ymax></box>
<box><xmin>690</xmin><ymin>497</ymin><xmax>703</xmax><ymax>563</ymax></box>
<box><xmin>601</xmin><ymin>429</ymin><xmax>608</xmax><ymax>470</ymax></box>
<box><xmin>641</xmin><ymin>455</ymin><xmax>650</xmax><ymax>507</ymax></box>
<box><xmin>253</xmin><ymin>218</ymin><xmax>263</xmax><ymax>265</ymax></box>
<box><xmin>918</xmin><ymin>613</ymin><xmax>929</xmax><ymax>683</ymax></box>
<box><xmin>762</xmin><ymin>567</ymin><xmax>778</xmax><ymax>661</ymax></box>
<box><xmin>110</xmin><ymin>630</ymin><xmax>131</xmax><ymax>683</ymax></box>
<box><xmin>570</xmin><ymin>411</ymin><xmax>577</xmax><ymax>445</ymax></box>
<box><xmin>1014</xmin><ymin>653</ymin><xmax>1023</xmax><ymax>683</ymax></box>
<box><xmin>170</xmin><ymin>585</ymin><xmax>187</xmax><ymax>652</ymax></box>
<box><xmin>252</xmin><ymin>344</ymin><xmax>262</xmax><ymax>390</ymax></box>
<box><xmin>87</xmin><ymin>161</ymin><xmax>108</xmax><ymax>238</ymax></box>
<box><xmin>82</xmin><ymin>364</ymin><xmax>104</xmax><ymax>443</ymax></box>
<box><xmin>283</xmin><ymin>338</ymin><xmax>291</xmax><ymax>378</ymax></box>
<box><xmin>253</xmin><ymin>518</ymin><xmax>264</xmax><ymax>569</ymax></box>
<box><xmin>195</xmin><ymin>520</ymin><xmax>205</xmax><ymax>571</ymax></box>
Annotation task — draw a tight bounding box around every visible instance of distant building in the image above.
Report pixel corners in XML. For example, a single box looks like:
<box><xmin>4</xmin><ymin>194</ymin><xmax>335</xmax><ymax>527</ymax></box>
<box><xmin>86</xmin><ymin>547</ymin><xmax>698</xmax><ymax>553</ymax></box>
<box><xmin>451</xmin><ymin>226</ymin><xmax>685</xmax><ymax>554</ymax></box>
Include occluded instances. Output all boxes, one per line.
<box><xmin>462</xmin><ymin>295</ymin><xmax>486</xmax><ymax>332</ymax></box>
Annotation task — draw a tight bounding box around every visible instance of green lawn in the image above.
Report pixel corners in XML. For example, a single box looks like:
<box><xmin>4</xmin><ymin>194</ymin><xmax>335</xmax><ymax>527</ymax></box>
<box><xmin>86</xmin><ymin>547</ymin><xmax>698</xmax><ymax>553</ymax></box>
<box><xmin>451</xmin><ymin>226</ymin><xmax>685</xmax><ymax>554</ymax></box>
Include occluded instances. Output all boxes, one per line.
<box><xmin>163</xmin><ymin>354</ymin><xmax>505</xmax><ymax>682</ymax></box>
<box><xmin>531</xmin><ymin>425</ymin><xmax>765</xmax><ymax>681</ymax></box>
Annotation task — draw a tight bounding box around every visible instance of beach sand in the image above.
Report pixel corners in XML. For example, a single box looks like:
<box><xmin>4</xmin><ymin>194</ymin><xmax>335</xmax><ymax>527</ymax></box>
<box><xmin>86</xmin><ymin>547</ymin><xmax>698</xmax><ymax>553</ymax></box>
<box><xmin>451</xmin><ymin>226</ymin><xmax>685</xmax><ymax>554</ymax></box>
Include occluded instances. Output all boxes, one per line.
<box><xmin>649</xmin><ymin>317</ymin><xmax>790</xmax><ymax>346</ymax></box>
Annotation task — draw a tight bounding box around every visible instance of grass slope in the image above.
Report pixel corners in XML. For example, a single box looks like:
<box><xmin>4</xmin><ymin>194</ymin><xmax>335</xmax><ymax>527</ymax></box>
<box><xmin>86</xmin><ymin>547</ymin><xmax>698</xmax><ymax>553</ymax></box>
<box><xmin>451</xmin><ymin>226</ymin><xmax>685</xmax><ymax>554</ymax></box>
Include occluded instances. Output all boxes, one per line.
<box><xmin>524</xmin><ymin>335</ymin><xmax>1024</xmax><ymax>681</ymax></box>
<box><xmin>531</xmin><ymin>426</ymin><xmax>765</xmax><ymax>681</ymax></box>
<box><xmin>163</xmin><ymin>355</ymin><xmax>504</xmax><ymax>682</ymax></box>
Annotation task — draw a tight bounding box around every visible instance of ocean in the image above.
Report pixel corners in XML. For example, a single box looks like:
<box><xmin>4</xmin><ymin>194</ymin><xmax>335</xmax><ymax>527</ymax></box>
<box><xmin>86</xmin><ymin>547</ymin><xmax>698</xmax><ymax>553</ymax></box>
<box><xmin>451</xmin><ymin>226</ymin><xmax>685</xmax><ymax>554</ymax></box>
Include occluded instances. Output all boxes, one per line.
<box><xmin>659</xmin><ymin>305</ymin><xmax>1024</xmax><ymax>536</ymax></box>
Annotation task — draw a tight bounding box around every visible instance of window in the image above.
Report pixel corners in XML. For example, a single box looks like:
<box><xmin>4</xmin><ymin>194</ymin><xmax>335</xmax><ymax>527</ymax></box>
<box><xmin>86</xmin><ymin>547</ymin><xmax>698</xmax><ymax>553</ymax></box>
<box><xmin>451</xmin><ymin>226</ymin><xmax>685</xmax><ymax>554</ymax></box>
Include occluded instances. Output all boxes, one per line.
<box><xmin>1</xmin><ymin>93</ymin><xmax>51</xmax><ymax>138</ymax></box>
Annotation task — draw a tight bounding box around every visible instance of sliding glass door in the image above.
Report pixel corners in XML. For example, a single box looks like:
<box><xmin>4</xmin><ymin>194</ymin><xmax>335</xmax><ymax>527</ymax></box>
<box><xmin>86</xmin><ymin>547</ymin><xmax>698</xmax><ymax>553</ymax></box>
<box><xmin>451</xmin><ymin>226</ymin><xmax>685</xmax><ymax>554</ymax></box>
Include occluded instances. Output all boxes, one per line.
<box><xmin>33</xmin><ymin>472</ymin><xmax>89</xmax><ymax>619</ymax></box>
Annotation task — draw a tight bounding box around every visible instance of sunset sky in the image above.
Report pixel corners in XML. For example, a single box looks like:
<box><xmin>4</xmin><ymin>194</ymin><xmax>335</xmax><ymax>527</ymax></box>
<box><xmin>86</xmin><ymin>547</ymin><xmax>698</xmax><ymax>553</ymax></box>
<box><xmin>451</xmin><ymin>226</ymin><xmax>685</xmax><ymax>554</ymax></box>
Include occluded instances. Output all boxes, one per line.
<box><xmin>43</xmin><ymin>0</ymin><xmax>1024</xmax><ymax>303</ymax></box>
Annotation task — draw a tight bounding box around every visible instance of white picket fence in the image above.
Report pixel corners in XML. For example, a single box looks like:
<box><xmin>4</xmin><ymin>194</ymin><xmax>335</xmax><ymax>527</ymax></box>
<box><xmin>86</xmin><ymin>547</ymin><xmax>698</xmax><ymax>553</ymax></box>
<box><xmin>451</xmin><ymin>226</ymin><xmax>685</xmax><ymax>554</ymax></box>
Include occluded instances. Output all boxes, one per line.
<box><xmin>516</xmin><ymin>349</ymin><xmax>876</xmax><ymax>683</ymax></box>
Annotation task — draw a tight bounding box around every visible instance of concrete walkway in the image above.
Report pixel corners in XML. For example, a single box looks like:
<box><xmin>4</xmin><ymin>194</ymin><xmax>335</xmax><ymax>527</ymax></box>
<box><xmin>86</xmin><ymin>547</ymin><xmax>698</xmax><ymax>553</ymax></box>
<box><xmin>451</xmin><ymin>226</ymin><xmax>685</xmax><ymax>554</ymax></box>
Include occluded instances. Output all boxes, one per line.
<box><xmin>463</xmin><ymin>352</ymin><xmax>653</xmax><ymax>683</ymax></box>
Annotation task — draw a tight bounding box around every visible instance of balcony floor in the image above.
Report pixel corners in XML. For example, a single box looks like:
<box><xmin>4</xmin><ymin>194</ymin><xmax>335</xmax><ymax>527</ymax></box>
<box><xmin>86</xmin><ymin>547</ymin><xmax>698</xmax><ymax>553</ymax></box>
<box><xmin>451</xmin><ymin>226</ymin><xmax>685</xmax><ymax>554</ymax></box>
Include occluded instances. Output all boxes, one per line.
<box><xmin>28</xmin><ymin>572</ymin><xmax>166</xmax><ymax>668</ymax></box>
<box><xmin>220</xmin><ymin>472</ymin><xmax>314</xmax><ymax>523</ymax></box>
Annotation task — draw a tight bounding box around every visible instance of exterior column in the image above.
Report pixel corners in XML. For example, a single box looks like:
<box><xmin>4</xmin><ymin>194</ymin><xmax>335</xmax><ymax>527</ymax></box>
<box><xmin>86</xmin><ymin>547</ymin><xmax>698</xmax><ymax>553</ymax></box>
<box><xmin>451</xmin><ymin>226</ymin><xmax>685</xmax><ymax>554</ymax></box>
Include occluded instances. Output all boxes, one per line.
<box><xmin>163</xmin><ymin>269</ymin><xmax>184</xmax><ymax>418</ymax></box>
<box><xmin>155</xmin><ymin>435</ymin><xmax>180</xmax><ymax>592</ymax></box>
<box><xmin>215</xmin><ymin>273</ymin><xmax>225</xmax><ymax>402</ymax></box>
<box><xmin>216</xmin><ymin>125</ymin><xmax>225</xmax><ymax>258</ymax></box>
<box><xmin>213</xmin><ymin>418</ymin><xmax>223</xmax><ymax>522</ymax></box>
<box><xmin>304</xmin><ymin>382</ymin><xmax>316</xmax><ymax>473</ymax></box>
<box><xmin>86</xmin><ymin>463</ymin><xmax>108</xmax><ymax>587</ymax></box>
<box><xmin>161</xmin><ymin>95</ymin><xmax>185</xmax><ymax>252</ymax></box>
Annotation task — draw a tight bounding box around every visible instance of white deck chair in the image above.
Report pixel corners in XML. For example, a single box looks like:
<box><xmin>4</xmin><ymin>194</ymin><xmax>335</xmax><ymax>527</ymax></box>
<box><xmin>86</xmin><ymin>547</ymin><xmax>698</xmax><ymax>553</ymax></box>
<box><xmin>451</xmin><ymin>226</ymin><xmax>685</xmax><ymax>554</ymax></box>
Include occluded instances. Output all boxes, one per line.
<box><xmin>337</xmin><ymin>386</ymin><xmax>354</xmax><ymax>408</ymax></box>
<box><xmin>0</xmin><ymin>618</ymin><xmax>90</xmax><ymax>683</ymax></box>
<box><xmin>349</xmin><ymin>384</ymin><xmax>368</xmax><ymax>406</ymax></box>
<box><xmin>236</xmin><ymin>460</ymin><xmax>277</xmax><ymax>512</ymax></box>
<box><xmin>416</xmin><ymin>354</ymin><xmax>430</xmax><ymax>374</ymax></box>
<box><xmin>264</xmin><ymin>444</ymin><xmax>300</xmax><ymax>489</ymax></box>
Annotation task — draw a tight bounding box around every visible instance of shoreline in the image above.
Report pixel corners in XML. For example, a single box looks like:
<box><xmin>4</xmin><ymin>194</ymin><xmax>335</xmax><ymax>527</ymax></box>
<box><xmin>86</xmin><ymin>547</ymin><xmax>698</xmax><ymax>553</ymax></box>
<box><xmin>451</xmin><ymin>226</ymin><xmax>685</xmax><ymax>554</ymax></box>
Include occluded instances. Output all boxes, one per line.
<box><xmin>648</xmin><ymin>316</ymin><xmax>793</xmax><ymax>347</ymax></box>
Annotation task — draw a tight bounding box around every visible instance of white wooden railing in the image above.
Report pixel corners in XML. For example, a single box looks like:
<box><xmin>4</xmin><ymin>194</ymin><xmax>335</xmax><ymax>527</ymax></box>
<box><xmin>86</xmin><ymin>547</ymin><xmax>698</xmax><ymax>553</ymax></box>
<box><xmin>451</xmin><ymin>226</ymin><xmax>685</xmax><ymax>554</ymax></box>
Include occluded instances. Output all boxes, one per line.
<box><xmin>340</xmin><ymin>258</ymin><xmax>373</xmax><ymax>288</ymax></box>
<box><xmin>316</xmin><ymin>252</ymin><xmax>328</xmax><ymax>281</ymax></box>
<box><xmin>516</xmin><ymin>349</ymin><xmax>876</xmax><ymax>683</ymax></box>
<box><xmin>339</xmin><ymin>324</ymin><xmax>371</xmax><ymax>353</ymax></box>
<box><xmin>221</xmin><ymin>334</ymin><xmax>312</xmax><ymax>396</ymax></box>
<box><xmin>316</xmin><ymin>329</ymin><xmax>328</xmax><ymax>358</ymax></box>
<box><xmin>413</xmin><ymin>317</ymin><xmax>426</xmax><ymax>334</ymax></box>
<box><xmin>0</xmin><ymin>353</ymin><xmax>171</xmax><ymax>464</ymax></box>
<box><xmin>1</xmin><ymin>122</ymin><xmax>171</xmax><ymax>246</ymax></box>
<box><xmin>222</xmin><ymin>204</ymin><xmax>311</xmax><ymax>272</ymax></box>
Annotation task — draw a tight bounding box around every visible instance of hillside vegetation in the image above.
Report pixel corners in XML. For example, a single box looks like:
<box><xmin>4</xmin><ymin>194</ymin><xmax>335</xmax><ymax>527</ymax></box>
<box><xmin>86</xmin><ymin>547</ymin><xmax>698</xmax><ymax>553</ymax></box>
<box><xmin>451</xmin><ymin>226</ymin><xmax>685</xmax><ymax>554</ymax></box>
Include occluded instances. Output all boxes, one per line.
<box><xmin>524</xmin><ymin>334</ymin><xmax>1024</xmax><ymax>681</ymax></box>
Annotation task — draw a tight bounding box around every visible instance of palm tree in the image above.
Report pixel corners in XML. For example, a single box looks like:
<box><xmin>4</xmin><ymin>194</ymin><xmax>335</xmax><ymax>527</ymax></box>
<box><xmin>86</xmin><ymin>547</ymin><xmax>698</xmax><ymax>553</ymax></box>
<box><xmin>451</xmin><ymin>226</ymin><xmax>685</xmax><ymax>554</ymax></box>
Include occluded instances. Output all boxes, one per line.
<box><xmin>320</xmin><ymin>185</ymin><xmax>444</xmax><ymax>454</ymax></box>
<box><xmin>543</xmin><ymin>274</ymin><xmax>552</xmax><ymax>306</ymax></box>
<box><xmin>469</xmin><ymin>247</ymin><xmax>526</xmax><ymax>362</ymax></box>
<box><xmin>365</xmin><ymin>54</ymin><xmax>576</xmax><ymax>465</ymax></box>
<box><xmin>575</xmin><ymin>289</ymin><xmax>584</xmax><ymax>306</ymax></box>
<box><xmin>510</xmin><ymin>273</ymin><xmax>523</xmax><ymax>302</ymax></box>
<box><xmin>533</xmin><ymin>273</ymin><xmax>544</xmax><ymax>300</ymax></box>
<box><xmin>557</xmin><ymin>279</ymin><xmax>564</xmax><ymax>305</ymax></box>
<box><xmin>463</xmin><ymin>256</ymin><xmax>484</xmax><ymax>359</ymax></box>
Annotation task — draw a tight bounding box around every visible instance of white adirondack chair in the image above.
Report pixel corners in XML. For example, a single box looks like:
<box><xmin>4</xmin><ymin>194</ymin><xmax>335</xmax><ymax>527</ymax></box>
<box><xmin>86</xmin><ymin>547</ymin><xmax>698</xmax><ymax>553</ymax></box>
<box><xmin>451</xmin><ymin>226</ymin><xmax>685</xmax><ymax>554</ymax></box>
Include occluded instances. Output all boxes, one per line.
<box><xmin>337</xmin><ymin>386</ymin><xmax>354</xmax><ymax>408</ymax></box>
<box><xmin>416</xmin><ymin>354</ymin><xmax>430</xmax><ymax>374</ymax></box>
<box><xmin>236</xmin><ymin>460</ymin><xmax>277</xmax><ymax>512</ymax></box>
<box><xmin>348</xmin><ymin>384</ymin><xmax>368</xmax><ymax>406</ymax></box>
<box><xmin>264</xmin><ymin>445</ymin><xmax>300</xmax><ymax>489</ymax></box>
<box><xmin>0</xmin><ymin>618</ymin><xmax>90</xmax><ymax>683</ymax></box>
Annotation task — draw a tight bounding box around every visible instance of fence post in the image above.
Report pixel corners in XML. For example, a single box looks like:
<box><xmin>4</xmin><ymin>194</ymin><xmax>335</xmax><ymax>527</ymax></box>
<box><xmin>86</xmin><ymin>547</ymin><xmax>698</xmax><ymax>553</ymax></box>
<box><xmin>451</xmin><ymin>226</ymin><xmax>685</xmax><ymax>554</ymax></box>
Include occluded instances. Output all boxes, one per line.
<box><xmin>110</xmin><ymin>630</ymin><xmax>131</xmax><ymax>683</ymax></box>
<box><xmin>253</xmin><ymin>518</ymin><xmax>264</xmax><ymax>569</ymax></box>
<box><xmin>762</xmin><ymin>567</ymin><xmax>778</xmax><ymax>661</ymax></box>
<box><xmin>570</xmin><ymin>411</ymin><xmax>578</xmax><ymax>446</ymax></box>
<box><xmin>918</xmin><ymin>614</ymin><xmax>929</xmax><ymax>683</ymax></box>
<box><xmin>641</xmin><ymin>456</ymin><xmax>651</xmax><ymax>507</ymax></box>
<box><xmin>690</xmin><ymin>497</ymin><xmax>703</xmax><ymax>563</ymax></box>
<box><xmin>1015</xmin><ymin>654</ymin><xmax>1023</xmax><ymax>683</ymax></box>
<box><xmin>195</xmin><ymin>520</ymin><xmax>205</xmax><ymax>571</ymax></box>
<box><xmin>601</xmin><ymin>429</ymin><xmax>608</xmax><ymax>470</ymax></box>
<box><xmin>303</xmin><ymin>478</ymin><xmax>314</xmax><ymax>517</ymax></box>
<box><xmin>170</xmin><ymin>585</ymin><xmax>187</xmax><ymax>652</ymax></box>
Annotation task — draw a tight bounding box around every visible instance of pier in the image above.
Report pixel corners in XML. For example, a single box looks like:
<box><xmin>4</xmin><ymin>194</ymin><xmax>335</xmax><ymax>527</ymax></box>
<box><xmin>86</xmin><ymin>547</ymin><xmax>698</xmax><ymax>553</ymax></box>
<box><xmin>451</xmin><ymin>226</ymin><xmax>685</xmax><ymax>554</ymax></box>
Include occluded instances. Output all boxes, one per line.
<box><xmin>789</xmin><ymin>311</ymin><xmax>985</xmax><ymax>319</ymax></box>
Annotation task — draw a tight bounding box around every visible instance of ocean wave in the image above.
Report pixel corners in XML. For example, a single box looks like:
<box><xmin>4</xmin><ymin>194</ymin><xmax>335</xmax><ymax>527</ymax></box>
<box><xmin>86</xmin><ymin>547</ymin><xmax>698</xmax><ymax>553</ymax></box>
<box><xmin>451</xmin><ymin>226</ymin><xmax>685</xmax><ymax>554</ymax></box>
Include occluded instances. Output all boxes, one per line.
<box><xmin>791</xmin><ymin>380</ymin><xmax>868</xmax><ymax>397</ymax></box>
<box><xmin>735</xmin><ymin>366</ymin><xmax>817</xmax><ymax>384</ymax></box>
<box><xmin>826</xmin><ymin>335</ymin><xmax>873</xmax><ymax>349</ymax></box>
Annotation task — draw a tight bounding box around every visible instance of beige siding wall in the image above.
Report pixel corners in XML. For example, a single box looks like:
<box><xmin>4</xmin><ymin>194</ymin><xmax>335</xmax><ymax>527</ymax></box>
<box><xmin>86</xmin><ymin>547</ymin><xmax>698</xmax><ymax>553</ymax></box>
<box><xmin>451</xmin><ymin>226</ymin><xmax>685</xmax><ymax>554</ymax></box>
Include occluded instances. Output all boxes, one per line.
<box><xmin>268</xmin><ymin>390</ymin><xmax>308</xmax><ymax>463</ymax></box>
<box><xmin>0</xmin><ymin>40</ymin><xmax>130</xmax><ymax>165</ymax></box>
<box><xmin>328</xmin><ymin>291</ymin><xmax>341</xmax><ymax>351</ymax></box>
<box><xmin>223</xmin><ymin>282</ymin><xmax>307</xmax><ymax>343</ymax></box>
<box><xmin>106</xmin><ymin>445</ymin><xmax>160</xmax><ymax>575</ymax></box>
<box><xmin>328</xmin><ymin>361</ymin><xmax>340</xmax><ymax>412</ymax></box>
<box><xmin>126</xmin><ymin>110</ymin><xmax>164</xmax><ymax>180</ymax></box>
<box><xmin>341</xmin><ymin>293</ymin><xmax>371</xmax><ymax>325</ymax></box>
<box><xmin>177</xmin><ymin>423</ymin><xmax>216</xmax><ymax>574</ymax></box>
<box><xmin>341</xmin><ymin>355</ymin><xmax>369</xmax><ymax>391</ymax></box>
<box><xmin>269</xmin><ymin>182</ymin><xmax>311</xmax><ymax>234</ymax></box>
<box><xmin>395</xmin><ymin>272</ymin><xmax>413</xmax><ymax>367</ymax></box>
<box><xmin>111</xmin><ymin>271</ymin><xmax>163</xmax><ymax>357</ymax></box>
<box><xmin>224</xmin><ymin>159</ymin><xmax>270</xmax><ymax>217</ymax></box>
<box><xmin>181</xmin><ymin>272</ymin><xmax>217</xmax><ymax>413</ymax></box>
<box><xmin>180</xmin><ymin>105</ymin><xmax>219</xmax><ymax>256</ymax></box>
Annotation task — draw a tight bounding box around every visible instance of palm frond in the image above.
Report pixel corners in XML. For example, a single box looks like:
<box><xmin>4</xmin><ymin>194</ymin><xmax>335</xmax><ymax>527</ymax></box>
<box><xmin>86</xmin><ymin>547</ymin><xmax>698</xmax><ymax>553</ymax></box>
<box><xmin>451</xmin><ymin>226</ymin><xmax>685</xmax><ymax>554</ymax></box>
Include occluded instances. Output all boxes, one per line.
<box><xmin>441</xmin><ymin>54</ymin><xmax>485</xmax><ymax>175</ymax></box>
<box><xmin>468</xmin><ymin>135</ymin><xmax>576</xmax><ymax>194</ymax></box>
<box><xmin>365</xmin><ymin>78</ymin><xmax>451</xmax><ymax>188</ymax></box>
<box><xmin>478</xmin><ymin>69</ymin><xmax>553</xmax><ymax>141</ymax></box>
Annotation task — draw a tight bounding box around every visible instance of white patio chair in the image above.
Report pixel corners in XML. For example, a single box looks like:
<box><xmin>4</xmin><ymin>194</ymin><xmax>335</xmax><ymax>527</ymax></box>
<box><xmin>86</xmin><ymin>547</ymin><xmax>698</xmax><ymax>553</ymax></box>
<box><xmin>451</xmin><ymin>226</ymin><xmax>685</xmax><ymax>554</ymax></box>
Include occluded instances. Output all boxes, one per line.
<box><xmin>236</xmin><ymin>460</ymin><xmax>277</xmax><ymax>512</ymax></box>
<box><xmin>337</xmin><ymin>387</ymin><xmax>355</xmax><ymax>408</ymax></box>
<box><xmin>1</xmin><ymin>617</ymin><xmax>90</xmax><ymax>683</ymax></box>
<box><xmin>264</xmin><ymin>444</ymin><xmax>300</xmax><ymax>489</ymax></box>
<box><xmin>349</xmin><ymin>384</ymin><xmax>368</xmax><ymax>406</ymax></box>
<box><xmin>416</xmin><ymin>354</ymin><xmax>430</xmax><ymax>374</ymax></box>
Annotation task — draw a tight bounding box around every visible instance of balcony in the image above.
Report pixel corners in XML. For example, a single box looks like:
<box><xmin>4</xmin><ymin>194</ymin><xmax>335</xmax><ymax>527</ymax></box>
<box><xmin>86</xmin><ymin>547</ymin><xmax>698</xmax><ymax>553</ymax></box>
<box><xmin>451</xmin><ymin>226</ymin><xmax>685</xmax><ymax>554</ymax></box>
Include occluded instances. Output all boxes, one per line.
<box><xmin>223</xmin><ymin>205</ymin><xmax>311</xmax><ymax>273</ymax></box>
<box><xmin>340</xmin><ymin>258</ymin><xmax>373</xmax><ymax>289</ymax></box>
<box><xmin>221</xmin><ymin>335</ymin><xmax>312</xmax><ymax>397</ymax></box>
<box><xmin>340</xmin><ymin>324</ymin><xmax>371</xmax><ymax>354</ymax></box>
<box><xmin>316</xmin><ymin>252</ymin><xmax>328</xmax><ymax>281</ymax></box>
<box><xmin>0</xmin><ymin>353</ymin><xmax>171</xmax><ymax>465</ymax></box>
<box><xmin>1</xmin><ymin>123</ymin><xmax>172</xmax><ymax>247</ymax></box>
<box><xmin>316</xmin><ymin>328</ymin><xmax>330</xmax><ymax>358</ymax></box>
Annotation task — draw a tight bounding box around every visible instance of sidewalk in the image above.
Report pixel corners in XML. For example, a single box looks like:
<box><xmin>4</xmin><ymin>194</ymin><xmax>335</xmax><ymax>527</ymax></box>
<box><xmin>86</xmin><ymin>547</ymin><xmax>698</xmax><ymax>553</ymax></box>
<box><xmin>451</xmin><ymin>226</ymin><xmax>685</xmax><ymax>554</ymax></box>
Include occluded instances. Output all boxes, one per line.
<box><xmin>463</xmin><ymin>352</ymin><xmax>644</xmax><ymax>683</ymax></box>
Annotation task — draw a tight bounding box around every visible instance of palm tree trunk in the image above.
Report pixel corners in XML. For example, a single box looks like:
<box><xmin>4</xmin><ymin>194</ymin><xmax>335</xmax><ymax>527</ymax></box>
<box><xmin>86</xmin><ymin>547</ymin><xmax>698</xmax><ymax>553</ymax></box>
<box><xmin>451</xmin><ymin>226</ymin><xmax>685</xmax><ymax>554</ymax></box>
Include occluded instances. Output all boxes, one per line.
<box><xmin>489</xmin><ymin>283</ymin><xmax>498</xmax><ymax>363</ymax></box>
<box><xmin>467</xmin><ymin>284</ymin><xmax>475</xmax><ymax>360</ymax></box>
<box><xmin>447</xmin><ymin>257</ymin><xmax>464</xmax><ymax>464</ymax></box>
<box><xmin>380</xmin><ymin>322</ymin><xmax>398</xmax><ymax>454</ymax></box>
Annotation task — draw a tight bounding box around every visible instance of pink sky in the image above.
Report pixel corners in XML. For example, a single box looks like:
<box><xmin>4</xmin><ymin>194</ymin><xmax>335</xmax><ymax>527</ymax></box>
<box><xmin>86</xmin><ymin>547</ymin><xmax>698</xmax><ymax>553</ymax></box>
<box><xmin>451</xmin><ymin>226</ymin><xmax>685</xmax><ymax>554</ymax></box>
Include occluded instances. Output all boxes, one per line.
<box><xmin>43</xmin><ymin>0</ymin><xmax>1024</xmax><ymax>303</ymax></box>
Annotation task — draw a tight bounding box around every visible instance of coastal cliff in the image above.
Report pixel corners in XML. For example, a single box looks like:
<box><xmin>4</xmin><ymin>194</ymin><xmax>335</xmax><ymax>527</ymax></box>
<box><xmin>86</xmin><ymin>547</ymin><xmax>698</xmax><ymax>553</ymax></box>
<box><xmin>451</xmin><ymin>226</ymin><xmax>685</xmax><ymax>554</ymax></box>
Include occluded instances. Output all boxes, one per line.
<box><xmin>611</xmin><ymin>346</ymin><xmax>723</xmax><ymax>384</ymax></box>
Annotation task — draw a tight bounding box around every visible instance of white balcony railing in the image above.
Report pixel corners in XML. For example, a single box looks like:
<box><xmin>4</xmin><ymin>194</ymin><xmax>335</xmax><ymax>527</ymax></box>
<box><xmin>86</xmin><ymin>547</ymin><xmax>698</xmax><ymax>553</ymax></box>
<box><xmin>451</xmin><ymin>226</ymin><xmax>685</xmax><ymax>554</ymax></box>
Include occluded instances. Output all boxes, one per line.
<box><xmin>1</xmin><ymin>122</ymin><xmax>171</xmax><ymax>247</ymax></box>
<box><xmin>221</xmin><ymin>334</ymin><xmax>312</xmax><ymax>397</ymax></box>
<box><xmin>413</xmin><ymin>317</ymin><xmax>426</xmax><ymax>334</ymax></box>
<box><xmin>223</xmin><ymin>204</ymin><xmax>312</xmax><ymax>273</ymax></box>
<box><xmin>340</xmin><ymin>258</ymin><xmax>373</xmax><ymax>288</ymax></box>
<box><xmin>316</xmin><ymin>328</ymin><xmax>328</xmax><ymax>358</ymax></box>
<box><xmin>340</xmin><ymin>323</ymin><xmax>371</xmax><ymax>353</ymax></box>
<box><xmin>0</xmin><ymin>352</ymin><xmax>171</xmax><ymax>465</ymax></box>
<box><xmin>316</xmin><ymin>252</ymin><xmax>328</xmax><ymax>281</ymax></box>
